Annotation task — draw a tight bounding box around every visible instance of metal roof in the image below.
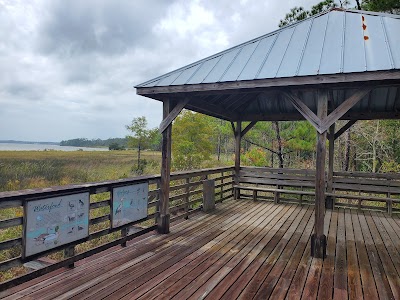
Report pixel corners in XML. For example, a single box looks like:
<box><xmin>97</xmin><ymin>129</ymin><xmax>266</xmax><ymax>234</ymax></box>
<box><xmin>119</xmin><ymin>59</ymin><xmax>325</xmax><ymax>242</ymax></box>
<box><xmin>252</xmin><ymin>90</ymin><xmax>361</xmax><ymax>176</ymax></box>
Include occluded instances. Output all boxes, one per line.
<box><xmin>136</xmin><ymin>9</ymin><xmax>400</xmax><ymax>88</ymax></box>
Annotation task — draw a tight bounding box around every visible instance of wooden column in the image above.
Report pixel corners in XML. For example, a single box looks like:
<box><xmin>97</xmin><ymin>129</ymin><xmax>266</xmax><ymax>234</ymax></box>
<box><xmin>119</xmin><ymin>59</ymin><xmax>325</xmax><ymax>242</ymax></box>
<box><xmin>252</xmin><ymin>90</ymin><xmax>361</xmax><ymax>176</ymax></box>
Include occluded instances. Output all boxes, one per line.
<box><xmin>158</xmin><ymin>99</ymin><xmax>173</xmax><ymax>234</ymax></box>
<box><xmin>326</xmin><ymin>123</ymin><xmax>335</xmax><ymax>209</ymax></box>
<box><xmin>311</xmin><ymin>90</ymin><xmax>328</xmax><ymax>259</ymax></box>
<box><xmin>234</xmin><ymin>121</ymin><xmax>242</xmax><ymax>199</ymax></box>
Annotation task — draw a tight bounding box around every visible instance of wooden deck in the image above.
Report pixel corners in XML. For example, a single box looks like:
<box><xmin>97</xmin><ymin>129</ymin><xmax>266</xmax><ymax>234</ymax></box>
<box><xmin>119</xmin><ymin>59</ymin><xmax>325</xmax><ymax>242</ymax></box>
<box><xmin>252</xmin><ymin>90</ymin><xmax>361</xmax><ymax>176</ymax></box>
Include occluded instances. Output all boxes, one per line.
<box><xmin>2</xmin><ymin>199</ymin><xmax>400</xmax><ymax>300</ymax></box>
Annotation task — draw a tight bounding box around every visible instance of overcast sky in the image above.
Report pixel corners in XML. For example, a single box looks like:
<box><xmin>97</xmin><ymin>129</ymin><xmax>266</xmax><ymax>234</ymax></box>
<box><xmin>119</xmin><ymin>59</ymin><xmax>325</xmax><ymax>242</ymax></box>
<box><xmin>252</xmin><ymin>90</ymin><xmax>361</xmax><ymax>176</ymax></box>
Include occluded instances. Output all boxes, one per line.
<box><xmin>0</xmin><ymin>0</ymin><xmax>356</xmax><ymax>142</ymax></box>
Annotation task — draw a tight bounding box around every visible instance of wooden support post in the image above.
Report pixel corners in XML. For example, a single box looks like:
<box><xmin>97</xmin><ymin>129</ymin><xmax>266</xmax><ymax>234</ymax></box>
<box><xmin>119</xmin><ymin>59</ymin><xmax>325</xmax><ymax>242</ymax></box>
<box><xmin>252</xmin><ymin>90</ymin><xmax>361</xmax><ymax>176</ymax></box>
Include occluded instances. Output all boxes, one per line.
<box><xmin>121</xmin><ymin>227</ymin><xmax>127</xmax><ymax>247</ymax></box>
<box><xmin>326</xmin><ymin>123</ymin><xmax>335</xmax><ymax>209</ymax></box>
<box><xmin>158</xmin><ymin>99</ymin><xmax>173</xmax><ymax>234</ymax></box>
<box><xmin>203</xmin><ymin>179</ymin><xmax>216</xmax><ymax>212</ymax></box>
<box><xmin>234</xmin><ymin>121</ymin><xmax>242</xmax><ymax>199</ymax></box>
<box><xmin>64</xmin><ymin>246</ymin><xmax>75</xmax><ymax>268</ymax></box>
<box><xmin>185</xmin><ymin>177</ymin><xmax>190</xmax><ymax>219</ymax></box>
<box><xmin>311</xmin><ymin>89</ymin><xmax>328</xmax><ymax>259</ymax></box>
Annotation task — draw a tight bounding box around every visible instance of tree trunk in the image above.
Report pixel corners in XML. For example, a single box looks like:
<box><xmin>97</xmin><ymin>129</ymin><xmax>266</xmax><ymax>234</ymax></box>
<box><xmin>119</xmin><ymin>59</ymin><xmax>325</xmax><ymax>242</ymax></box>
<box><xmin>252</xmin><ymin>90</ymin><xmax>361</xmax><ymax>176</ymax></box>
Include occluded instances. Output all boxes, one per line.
<box><xmin>355</xmin><ymin>0</ymin><xmax>361</xmax><ymax>10</ymax></box>
<box><xmin>273</xmin><ymin>121</ymin><xmax>284</xmax><ymax>168</ymax></box>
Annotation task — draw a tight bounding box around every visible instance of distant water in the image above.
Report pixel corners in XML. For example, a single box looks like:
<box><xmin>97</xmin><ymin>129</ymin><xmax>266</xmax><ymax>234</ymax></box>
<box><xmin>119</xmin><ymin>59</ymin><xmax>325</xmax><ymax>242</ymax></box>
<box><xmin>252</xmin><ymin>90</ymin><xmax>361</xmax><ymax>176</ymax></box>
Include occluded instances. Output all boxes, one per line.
<box><xmin>0</xmin><ymin>143</ymin><xmax>108</xmax><ymax>151</ymax></box>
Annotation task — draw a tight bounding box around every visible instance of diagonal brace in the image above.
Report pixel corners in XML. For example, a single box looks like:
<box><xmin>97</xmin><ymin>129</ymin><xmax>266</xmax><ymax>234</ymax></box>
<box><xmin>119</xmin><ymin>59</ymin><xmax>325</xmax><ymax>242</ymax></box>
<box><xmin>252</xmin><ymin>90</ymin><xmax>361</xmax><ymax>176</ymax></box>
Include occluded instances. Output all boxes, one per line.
<box><xmin>159</xmin><ymin>98</ymin><xmax>190</xmax><ymax>133</ymax></box>
<box><xmin>320</xmin><ymin>88</ymin><xmax>371</xmax><ymax>132</ymax></box>
<box><xmin>241</xmin><ymin>121</ymin><xmax>257</xmax><ymax>137</ymax></box>
<box><xmin>283</xmin><ymin>91</ymin><xmax>323</xmax><ymax>133</ymax></box>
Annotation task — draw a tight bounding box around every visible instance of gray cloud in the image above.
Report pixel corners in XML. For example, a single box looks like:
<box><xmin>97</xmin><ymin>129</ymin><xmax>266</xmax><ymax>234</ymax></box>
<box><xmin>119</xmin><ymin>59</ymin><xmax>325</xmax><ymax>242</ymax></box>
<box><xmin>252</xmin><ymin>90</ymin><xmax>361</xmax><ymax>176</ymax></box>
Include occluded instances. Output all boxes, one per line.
<box><xmin>0</xmin><ymin>0</ymin><xmax>356</xmax><ymax>141</ymax></box>
<box><xmin>38</xmin><ymin>0</ymin><xmax>170</xmax><ymax>57</ymax></box>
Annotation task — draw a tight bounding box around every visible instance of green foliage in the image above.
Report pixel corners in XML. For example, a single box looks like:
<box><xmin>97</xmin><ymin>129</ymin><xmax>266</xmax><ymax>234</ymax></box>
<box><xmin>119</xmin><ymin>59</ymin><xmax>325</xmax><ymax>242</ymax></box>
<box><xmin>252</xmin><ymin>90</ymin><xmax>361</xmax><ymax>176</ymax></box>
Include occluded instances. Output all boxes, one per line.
<box><xmin>126</xmin><ymin>116</ymin><xmax>161</xmax><ymax>173</ymax></box>
<box><xmin>126</xmin><ymin>117</ymin><xmax>150</xmax><ymax>150</ymax></box>
<box><xmin>172</xmin><ymin>111</ymin><xmax>214</xmax><ymax>170</ymax></box>
<box><xmin>362</xmin><ymin>0</ymin><xmax>400</xmax><ymax>13</ymax></box>
<box><xmin>286</xmin><ymin>121</ymin><xmax>316</xmax><ymax>151</ymax></box>
<box><xmin>60</xmin><ymin>137</ymin><xmax>127</xmax><ymax>148</ymax></box>
<box><xmin>279</xmin><ymin>1</ymin><xmax>348</xmax><ymax>27</ymax></box>
<box><xmin>108</xmin><ymin>142</ymin><xmax>125</xmax><ymax>150</ymax></box>
<box><xmin>279</xmin><ymin>7</ymin><xmax>309</xmax><ymax>27</ymax></box>
<box><xmin>242</xmin><ymin>147</ymin><xmax>269</xmax><ymax>167</ymax></box>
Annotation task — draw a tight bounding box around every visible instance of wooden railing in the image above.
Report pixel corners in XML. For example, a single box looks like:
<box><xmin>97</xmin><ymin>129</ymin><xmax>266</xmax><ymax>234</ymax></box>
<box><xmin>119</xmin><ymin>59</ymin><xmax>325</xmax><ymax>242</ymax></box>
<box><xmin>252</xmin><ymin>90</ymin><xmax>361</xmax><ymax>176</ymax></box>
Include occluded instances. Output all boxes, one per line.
<box><xmin>237</xmin><ymin>166</ymin><xmax>400</xmax><ymax>214</ymax></box>
<box><xmin>0</xmin><ymin>166</ymin><xmax>234</xmax><ymax>290</ymax></box>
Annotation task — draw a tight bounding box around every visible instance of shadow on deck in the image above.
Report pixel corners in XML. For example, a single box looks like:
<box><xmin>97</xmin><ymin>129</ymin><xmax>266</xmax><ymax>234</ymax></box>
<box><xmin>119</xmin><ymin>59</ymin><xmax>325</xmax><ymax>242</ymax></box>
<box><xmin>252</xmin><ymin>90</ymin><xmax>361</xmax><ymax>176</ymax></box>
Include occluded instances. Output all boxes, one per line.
<box><xmin>2</xmin><ymin>199</ymin><xmax>400</xmax><ymax>299</ymax></box>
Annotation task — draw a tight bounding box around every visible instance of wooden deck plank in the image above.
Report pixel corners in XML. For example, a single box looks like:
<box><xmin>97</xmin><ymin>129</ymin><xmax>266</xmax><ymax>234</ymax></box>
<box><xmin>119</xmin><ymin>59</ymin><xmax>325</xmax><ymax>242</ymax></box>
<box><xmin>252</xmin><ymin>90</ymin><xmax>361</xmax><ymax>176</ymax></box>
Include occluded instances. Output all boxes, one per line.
<box><xmin>203</xmin><ymin>205</ymin><xmax>302</xmax><ymax>300</ymax></box>
<box><xmin>300</xmin><ymin>209</ymin><xmax>332</xmax><ymax>300</ymax></box>
<box><xmin>333</xmin><ymin>208</ymin><xmax>348</xmax><ymax>300</ymax></box>
<box><xmin>251</xmin><ymin>207</ymin><xmax>314</xmax><ymax>299</ymax></box>
<box><xmin>358</xmin><ymin>211</ymin><xmax>394</xmax><ymax>300</ymax></box>
<box><xmin>5</xmin><ymin>200</ymin><xmax>243</xmax><ymax>300</ymax></box>
<box><xmin>65</xmin><ymin>201</ymin><xmax>266</xmax><ymax>300</ymax></box>
<box><xmin>128</xmin><ymin>203</ymin><xmax>285</xmax><ymax>300</ymax></box>
<box><xmin>350</xmin><ymin>209</ymin><xmax>379</xmax><ymax>300</ymax></box>
<box><xmin>267</xmin><ymin>207</ymin><xmax>315</xmax><ymax>300</ymax></box>
<box><xmin>109</xmin><ymin>202</ymin><xmax>281</xmax><ymax>300</ymax></box>
<box><xmin>2</xmin><ymin>200</ymin><xmax>400</xmax><ymax>300</ymax></box>
<box><xmin>318</xmin><ymin>209</ymin><xmax>338</xmax><ymax>300</ymax></box>
<box><xmin>166</xmin><ymin>205</ymin><xmax>299</xmax><ymax>300</ymax></box>
<box><xmin>176</xmin><ymin>205</ymin><xmax>305</xmax><ymax>300</ymax></box>
<box><xmin>218</xmin><ymin>205</ymin><xmax>302</xmax><ymax>300</ymax></box>
<box><xmin>344</xmin><ymin>209</ymin><xmax>363</xmax><ymax>300</ymax></box>
<box><xmin>364</xmin><ymin>212</ymin><xmax>400</xmax><ymax>299</ymax></box>
<box><xmin>18</xmin><ymin>201</ymin><xmax>251</xmax><ymax>300</ymax></box>
<box><xmin>370</xmin><ymin>212</ymin><xmax>400</xmax><ymax>276</ymax></box>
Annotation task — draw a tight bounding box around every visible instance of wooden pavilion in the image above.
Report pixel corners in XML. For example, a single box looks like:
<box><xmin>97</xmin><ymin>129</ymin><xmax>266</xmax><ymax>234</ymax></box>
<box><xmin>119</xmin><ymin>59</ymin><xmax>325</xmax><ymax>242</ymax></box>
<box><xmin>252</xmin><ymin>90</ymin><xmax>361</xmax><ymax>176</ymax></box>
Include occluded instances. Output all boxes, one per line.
<box><xmin>136</xmin><ymin>8</ymin><xmax>400</xmax><ymax>258</ymax></box>
<box><xmin>1</xmin><ymin>8</ymin><xmax>400</xmax><ymax>299</ymax></box>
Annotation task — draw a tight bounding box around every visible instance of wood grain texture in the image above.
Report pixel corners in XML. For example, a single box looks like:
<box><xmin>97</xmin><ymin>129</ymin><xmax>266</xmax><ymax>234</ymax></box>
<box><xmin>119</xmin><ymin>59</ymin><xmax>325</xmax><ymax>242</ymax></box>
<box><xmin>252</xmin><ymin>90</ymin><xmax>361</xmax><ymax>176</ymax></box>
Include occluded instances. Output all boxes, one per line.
<box><xmin>3</xmin><ymin>200</ymin><xmax>400</xmax><ymax>300</ymax></box>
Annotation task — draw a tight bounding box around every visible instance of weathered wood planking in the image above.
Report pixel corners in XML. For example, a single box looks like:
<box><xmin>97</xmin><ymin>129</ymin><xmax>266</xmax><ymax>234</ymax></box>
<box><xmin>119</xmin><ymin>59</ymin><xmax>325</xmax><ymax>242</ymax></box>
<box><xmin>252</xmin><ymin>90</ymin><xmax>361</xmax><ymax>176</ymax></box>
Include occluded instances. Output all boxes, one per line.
<box><xmin>2</xmin><ymin>200</ymin><xmax>399</xmax><ymax>299</ymax></box>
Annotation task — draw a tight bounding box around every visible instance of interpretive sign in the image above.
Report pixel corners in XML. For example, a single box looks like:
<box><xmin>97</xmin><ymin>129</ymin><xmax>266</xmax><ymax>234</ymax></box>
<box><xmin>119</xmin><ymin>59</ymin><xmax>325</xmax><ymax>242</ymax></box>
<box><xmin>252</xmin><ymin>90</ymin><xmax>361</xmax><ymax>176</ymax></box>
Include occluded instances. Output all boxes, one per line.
<box><xmin>23</xmin><ymin>192</ymin><xmax>90</xmax><ymax>258</ymax></box>
<box><xmin>111</xmin><ymin>183</ymin><xmax>148</xmax><ymax>228</ymax></box>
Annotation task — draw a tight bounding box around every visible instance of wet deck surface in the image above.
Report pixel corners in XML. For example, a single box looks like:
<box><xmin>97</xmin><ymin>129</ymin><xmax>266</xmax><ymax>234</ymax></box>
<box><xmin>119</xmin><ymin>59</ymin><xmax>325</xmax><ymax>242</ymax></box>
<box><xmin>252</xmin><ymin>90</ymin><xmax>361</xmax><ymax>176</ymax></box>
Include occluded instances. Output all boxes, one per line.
<box><xmin>2</xmin><ymin>199</ymin><xmax>400</xmax><ymax>299</ymax></box>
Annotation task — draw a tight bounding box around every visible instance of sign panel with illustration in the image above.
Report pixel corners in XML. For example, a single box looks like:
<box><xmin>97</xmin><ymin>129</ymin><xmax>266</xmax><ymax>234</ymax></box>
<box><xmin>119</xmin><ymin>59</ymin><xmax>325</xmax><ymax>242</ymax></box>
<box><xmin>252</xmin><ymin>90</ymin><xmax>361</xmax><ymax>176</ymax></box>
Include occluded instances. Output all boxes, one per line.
<box><xmin>23</xmin><ymin>192</ymin><xmax>90</xmax><ymax>258</ymax></box>
<box><xmin>111</xmin><ymin>183</ymin><xmax>148</xmax><ymax>228</ymax></box>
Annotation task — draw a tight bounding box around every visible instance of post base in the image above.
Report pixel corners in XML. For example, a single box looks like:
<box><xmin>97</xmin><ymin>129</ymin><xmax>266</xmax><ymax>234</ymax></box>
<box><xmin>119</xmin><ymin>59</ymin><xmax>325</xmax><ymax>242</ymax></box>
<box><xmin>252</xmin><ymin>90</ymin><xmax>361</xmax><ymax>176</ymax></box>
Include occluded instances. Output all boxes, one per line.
<box><xmin>326</xmin><ymin>196</ymin><xmax>334</xmax><ymax>209</ymax></box>
<box><xmin>157</xmin><ymin>214</ymin><xmax>170</xmax><ymax>234</ymax></box>
<box><xmin>311</xmin><ymin>233</ymin><xmax>327</xmax><ymax>259</ymax></box>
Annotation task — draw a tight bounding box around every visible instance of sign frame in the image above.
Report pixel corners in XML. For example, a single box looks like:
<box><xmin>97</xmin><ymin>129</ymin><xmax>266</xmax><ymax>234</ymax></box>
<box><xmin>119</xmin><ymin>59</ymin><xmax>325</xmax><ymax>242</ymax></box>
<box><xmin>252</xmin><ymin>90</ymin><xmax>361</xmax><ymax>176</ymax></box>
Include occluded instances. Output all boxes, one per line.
<box><xmin>22</xmin><ymin>191</ymin><xmax>90</xmax><ymax>259</ymax></box>
<box><xmin>110</xmin><ymin>183</ymin><xmax>149</xmax><ymax>229</ymax></box>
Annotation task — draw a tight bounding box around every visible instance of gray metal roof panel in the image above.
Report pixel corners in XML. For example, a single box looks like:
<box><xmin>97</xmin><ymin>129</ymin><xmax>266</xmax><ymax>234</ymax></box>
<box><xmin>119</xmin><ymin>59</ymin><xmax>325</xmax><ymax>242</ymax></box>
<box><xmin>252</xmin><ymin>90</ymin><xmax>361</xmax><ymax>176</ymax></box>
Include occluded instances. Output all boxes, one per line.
<box><xmin>136</xmin><ymin>9</ymin><xmax>400</xmax><ymax>88</ymax></box>
<box><xmin>384</xmin><ymin>17</ymin><xmax>400</xmax><ymax>69</ymax></box>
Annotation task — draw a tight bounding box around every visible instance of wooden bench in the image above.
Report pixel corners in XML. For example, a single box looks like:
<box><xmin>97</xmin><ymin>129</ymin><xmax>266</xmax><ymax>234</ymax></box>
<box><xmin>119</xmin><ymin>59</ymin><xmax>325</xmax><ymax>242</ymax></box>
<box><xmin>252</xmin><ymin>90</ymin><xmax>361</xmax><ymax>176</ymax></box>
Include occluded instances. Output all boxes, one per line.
<box><xmin>234</xmin><ymin>167</ymin><xmax>400</xmax><ymax>215</ymax></box>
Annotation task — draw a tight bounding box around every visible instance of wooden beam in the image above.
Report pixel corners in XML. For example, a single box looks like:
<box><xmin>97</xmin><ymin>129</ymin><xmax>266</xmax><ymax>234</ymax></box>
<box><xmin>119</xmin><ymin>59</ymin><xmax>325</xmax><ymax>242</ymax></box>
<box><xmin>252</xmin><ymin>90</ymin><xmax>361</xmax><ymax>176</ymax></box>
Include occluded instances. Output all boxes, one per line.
<box><xmin>136</xmin><ymin>70</ymin><xmax>400</xmax><ymax>96</ymax></box>
<box><xmin>320</xmin><ymin>88</ymin><xmax>372</xmax><ymax>132</ymax></box>
<box><xmin>158</xmin><ymin>99</ymin><xmax>173</xmax><ymax>234</ymax></box>
<box><xmin>241</xmin><ymin>121</ymin><xmax>257</xmax><ymax>137</ymax></box>
<box><xmin>186</xmin><ymin>100</ymin><xmax>238</xmax><ymax>120</ymax></box>
<box><xmin>311</xmin><ymin>89</ymin><xmax>328</xmax><ymax>259</ymax></box>
<box><xmin>234</xmin><ymin>122</ymin><xmax>242</xmax><ymax>199</ymax></box>
<box><xmin>159</xmin><ymin>98</ymin><xmax>190</xmax><ymax>133</ymax></box>
<box><xmin>326</xmin><ymin>123</ymin><xmax>335</xmax><ymax>209</ymax></box>
<box><xmin>283</xmin><ymin>91</ymin><xmax>323</xmax><ymax>133</ymax></box>
<box><xmin>334</xmin><ymin>120</ymin><xmax>357</xmax><ymax>140</ymax></box>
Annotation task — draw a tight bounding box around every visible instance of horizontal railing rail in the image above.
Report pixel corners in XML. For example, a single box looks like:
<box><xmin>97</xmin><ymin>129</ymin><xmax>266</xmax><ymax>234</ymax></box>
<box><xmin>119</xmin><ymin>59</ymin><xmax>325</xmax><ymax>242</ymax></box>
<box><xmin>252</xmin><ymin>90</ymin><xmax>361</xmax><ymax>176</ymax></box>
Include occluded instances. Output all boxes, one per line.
<box><xmin>237</xmin><ymin>166</ymin><xmax>400</xmax><ymax>213</ymax></box>
<box><xmin>0</xmin><ymin>166</ymin><xmax>234</xmax><ymax>291</ymax></box>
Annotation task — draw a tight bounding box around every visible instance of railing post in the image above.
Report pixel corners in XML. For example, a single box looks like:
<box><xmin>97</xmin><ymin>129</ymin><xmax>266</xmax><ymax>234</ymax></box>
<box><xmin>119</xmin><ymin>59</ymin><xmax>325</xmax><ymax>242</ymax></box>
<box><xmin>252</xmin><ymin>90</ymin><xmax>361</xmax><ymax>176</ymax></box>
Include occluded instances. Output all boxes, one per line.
<box><xmin>203</xmin><ymin>179</ymin><xmax>215</xmax><ymax>212</ymax></box>
<box><xmin>64</xmin><ymin>246</ymin><xmax>75</xmax><ymax>268</ymax></box>
<box><xmin>185</xmin><ymin>177</ymin><xmax>190</xmax><ymax>219</ymax></box>
<box><xmin>234</xmin><ymin>122</ymin><xmax>242</xmax><ymax>199</ymax></box>
<box><xmin>220</xmin><ymin>171</ymin><xmax>224</xmax><ymax>202</ymax></box>
<box><xmin>121</xmin><ymin>227</ymin><xmax>127</xmax><ymax>247</ymax></box>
